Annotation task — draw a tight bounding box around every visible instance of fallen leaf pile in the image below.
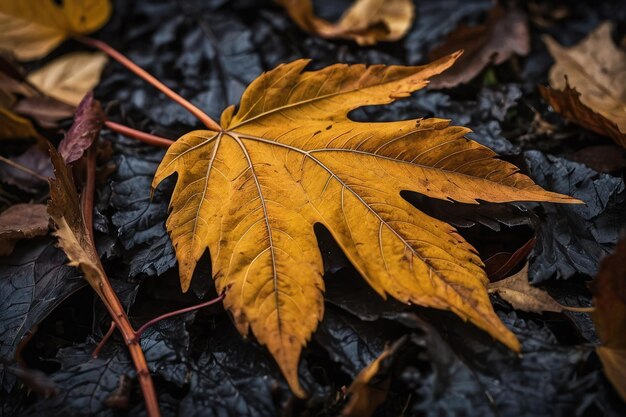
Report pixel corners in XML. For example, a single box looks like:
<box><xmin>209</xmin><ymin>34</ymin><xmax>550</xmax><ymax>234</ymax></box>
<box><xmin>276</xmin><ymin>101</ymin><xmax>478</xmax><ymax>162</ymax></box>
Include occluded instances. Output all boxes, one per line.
<box><xmin>154</xmin><ymin>53</ymin><xmax>578</xmax><ymax>394</ymax></box>
<box><xmin>540</xmin><ymin>23</ymin><xmax>626</xmax><ymax>148</ymax></box>
<box><xmin>2</xmin><ymin>1</ymin><xmax>626</xmax><ymax>416</ymax></box>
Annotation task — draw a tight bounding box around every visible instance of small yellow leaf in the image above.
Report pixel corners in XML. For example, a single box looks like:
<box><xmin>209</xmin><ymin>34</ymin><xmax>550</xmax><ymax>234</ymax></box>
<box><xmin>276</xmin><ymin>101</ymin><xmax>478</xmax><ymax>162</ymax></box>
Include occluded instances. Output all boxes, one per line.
<box><xmin>27</xmin><ymin>52</ymin><xmax>108</xmax><ymax>106</ymax></box>
<box><xmin>153</xmin><ymin>54</ymin><xmax>580</xmax><ymax>396</ymax></box>
<box><xmin>0</xmin><ymin>0</ymin><xmax>111</xmax><ymax>61</ymax></box>
<box><xmin>0</xmin><ymin>107</ymin><xmax>39</xmax><ymax>140</ymax></box>
<box><xmin>278</xmin><ymin>0</ymin><xmax>414</xmax><ymax>45</ymax></box>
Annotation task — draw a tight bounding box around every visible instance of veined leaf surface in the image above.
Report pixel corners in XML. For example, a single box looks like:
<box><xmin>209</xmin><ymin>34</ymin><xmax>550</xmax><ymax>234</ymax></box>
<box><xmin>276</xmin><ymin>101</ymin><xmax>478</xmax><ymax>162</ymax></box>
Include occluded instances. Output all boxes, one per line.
<box><xmin>153</xmin><ymin>53</ymin><xmax>579</xmax><ymax>396</ymax></box>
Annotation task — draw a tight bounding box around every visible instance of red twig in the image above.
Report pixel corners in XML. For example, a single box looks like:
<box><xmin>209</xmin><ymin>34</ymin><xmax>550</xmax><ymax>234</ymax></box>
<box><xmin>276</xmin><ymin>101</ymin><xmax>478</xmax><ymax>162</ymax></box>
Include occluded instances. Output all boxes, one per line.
<box><xmin>134</xmin><ymin>293</ymin><xmax>225</xmax><ymax>340</ymax></box>
<box><xmin>76</xmin><ymin>36</ymin><xmax>221</xmax><ymax>131</ymax></box>
<box><xmin>92</xmin><ymin>321</ymin><xmax>117</xmax><ymax>359</ymax></box>
<box><xmin>104</xmin><ymin>121</ymin><xmax>174</xmax><ymax>148</ymax></box>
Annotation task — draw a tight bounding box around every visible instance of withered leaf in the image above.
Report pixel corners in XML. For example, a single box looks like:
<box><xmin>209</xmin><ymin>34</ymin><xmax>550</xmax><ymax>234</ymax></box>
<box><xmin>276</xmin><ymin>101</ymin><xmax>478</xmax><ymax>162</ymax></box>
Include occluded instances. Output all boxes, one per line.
<box><xmin>153</xmin><ymin>55</ymin><xmax>579</xmax><ymax>395</ymax></box>
<box><xmin>592</xmin><ymin>238</ymin><xmax>626</xmax><ymax>401</ymax></box>
<box><xmin>428</xmin><ymin>6</ymin><xmax>529</xmax><ymax>89</ymax></box>
<box><xmin>0</xmin><ymin>204</ymin><xmax>49</xmax><ymax>256</ymax></box>
<box><xmin>278</xmin><ymin>0</ymin><xmax>414</xmax><ymax>46</ymax></box>
<box><xmin>0</xmin><ymin>0</ymin><xmax>111</xmax><ymax>61</ymax></box>
<box><xmin>27</xmin><ymin>53</ymin><xmax>108</xmax><ymax>107</ymax></box>
<box><xmin>47</xmin><ymin>146</ymin><xmax>107</xmax><ymax>295</ymax></box>
<box><xmin>58</xmin><ymin>92</ymin><xmax>105</xmax><ymax>164</ymax></box>
<box><xmin>488</xmin><ymin>263</ymin><xmax>564</xmax><ymax>314</ymax></box>
<box><xmin>541</xmin><ymin>23</ymin><xmax>626</xmax><ymax>148</ymax></box>
<box><xmin>341</xmin><ymin>338</ymin><xmax>397</xmax><ymax>417</ymax></box>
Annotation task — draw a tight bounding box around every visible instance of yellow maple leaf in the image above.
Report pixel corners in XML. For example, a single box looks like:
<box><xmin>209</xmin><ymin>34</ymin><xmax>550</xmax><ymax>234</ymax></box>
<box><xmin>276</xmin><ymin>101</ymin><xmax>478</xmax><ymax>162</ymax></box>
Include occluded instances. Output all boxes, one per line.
<box><xmin>0</xmin><ymin>0</ymin><xmax>111</xmax><ymax>61</ymax></box>
<box><xmin>153</xmin><ymin>53</ymin><xmax>580</xmax><ymax>396</ymax></box>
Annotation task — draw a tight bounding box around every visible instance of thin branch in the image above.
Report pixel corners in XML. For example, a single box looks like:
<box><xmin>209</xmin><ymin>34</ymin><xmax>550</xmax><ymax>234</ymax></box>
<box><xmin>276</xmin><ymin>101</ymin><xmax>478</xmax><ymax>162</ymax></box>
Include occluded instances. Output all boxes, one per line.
<box><xmin>134</xmin><ymin>293</ymin><xmax>225</xmax><ymax>340</ymax></box>
<box><xmin>92</xmin><ymin>321</ymin><xmax>116</xmax><ymax>359</ymax></box>
<box><xmin>77</xmin><ymin>36</ymin><xmax>221</xmax><ymax>131</ymax></box>
<box><xmin>104</xmin><ymin>121</ymin><xmax>174</xmax><ymax>148</ymax></box>
<box><xmin>81</xmin><ymin>146</ymin><xmax>161</xmax><ymax>417</ymax></box>
<box><xmin>0</xmin><ymin>155</ymin><xmax>48</xmax><ymax>182</ymax></box>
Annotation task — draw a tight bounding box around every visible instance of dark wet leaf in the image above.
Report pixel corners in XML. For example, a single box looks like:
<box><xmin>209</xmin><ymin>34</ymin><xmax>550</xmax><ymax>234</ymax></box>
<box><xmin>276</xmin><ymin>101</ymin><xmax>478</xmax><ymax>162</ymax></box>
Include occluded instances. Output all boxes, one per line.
<box><xmin>179</xmin><ymin>317</ymin><xmax>289</xmax><ymax>417</ymax></box>
<box><xmin>110</xmin><ymin>151</ymin><xmax>169</xmax><ymax>250</ymax></box>
<box><xmin>405</xmin><ymin>0</ymin><xmax>492</xmax><ymax>64</ymax></box>
<box><xmin>525</xmin><ymin>151</ymin><xmax>626</xmax><ymax>281</ymax></box>
<box><xmin>20</xmin><ymin>316</ymin><xmax>192</xmax><ymax>416</ymax></box>
<box><xmin>0</xmin><ymin>239</ymin><xmax>84</xmax><ymax>390</ymax></box>
<box><xmin>314</xmin><ymin>306</ymin><xmax>386</xmax><ymax>378</ymax></box>
<box><xmin>0</xmin><ymin>145</ymin><xmax>52</xmax><ymax>192</ymax></box>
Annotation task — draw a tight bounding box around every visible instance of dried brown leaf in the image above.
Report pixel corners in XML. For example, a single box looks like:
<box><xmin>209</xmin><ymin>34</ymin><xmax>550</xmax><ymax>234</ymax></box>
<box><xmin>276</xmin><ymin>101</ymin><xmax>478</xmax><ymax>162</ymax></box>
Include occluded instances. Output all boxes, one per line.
<box><xmin>0</xmin><ymin>203</ymin><xmax>49</xmax><ymax>256</ymax></box>
<box><xmin>488</xmin><ymin>263</ymin><xmax>563</xmax><ymax>313</ymax></box>
<box><xmin>428</xmin><ymin>6</ymin><xmax>529</xmax><ymax>89</ymax></box>
<box><xmin>47</xmin><ymin>146</ymin><xmax>106</xmax><ymax>295</ymax></box>
<box><xmin>592</xmin><ymin>238</ymin><xmax>626</xmax><ymax>401</ymax></box>
<box><xmin>542</xmin><ymin>23</ymin><xmax>626</xmax><ymax>148</ymax></box>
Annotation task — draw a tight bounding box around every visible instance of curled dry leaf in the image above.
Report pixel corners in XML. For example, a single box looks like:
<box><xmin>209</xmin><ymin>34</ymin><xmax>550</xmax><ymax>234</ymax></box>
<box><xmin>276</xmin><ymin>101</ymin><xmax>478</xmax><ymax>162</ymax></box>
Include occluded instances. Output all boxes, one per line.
<box><xmin>27</xmin><ymin>53</ymin><xmax>108</xmax><ymax>107</ymax></box>
<box><xmin>58</xmin><ymin>92</ymin><xmax>105</xmax><ymax>164</ymax></box>
<box><xmin>488</xmin><ymin>263</ymin><xmax>563</xmax><ymax>314</ymax></box>
<box><xmin>278</xmin><ymin>0</ymin><xmax>414</xmax><ymax>46</ymax></box>
<box><xmin>47</xmin><ymin>146</ymin><xmax>106</xmax><ymax>296</ymax></box>
<box><xmin>0</xmin><ymin>0</ymin><xmax>111</xmax><ymax>61</ymax></box>
<box><xmin>592</xmin><ymin>238</ymin><xmax>626</xmax><ymax>401</ymax></box>
<box><xmin>0</xmin><ymin>204</ymin><xmax>49</xmax><ymax>256</ymax></box>
<box><xmin>153</xmin><ymin>55</ymin><xmax>580</xmax><ymax>395</ymax></box>
<box><xmin>341</xmin><ymin>339</ymin><xmax>397</xmax><ymax>417</ymax></box>
<box><xmin>428</xmin><ymin>6</ymin><xmax>529</xmax><ymax>89</ymax></box>
<box><xmin>541</xmin><ymin>23</ymin><xmax>626</xmax><ymax>148</ymax></box>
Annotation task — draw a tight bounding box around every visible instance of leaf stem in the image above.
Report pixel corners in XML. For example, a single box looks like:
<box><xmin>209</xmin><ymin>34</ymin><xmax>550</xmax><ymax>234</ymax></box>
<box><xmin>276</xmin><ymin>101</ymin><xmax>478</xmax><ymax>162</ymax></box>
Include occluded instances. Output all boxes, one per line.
<box><xmin>105</xmin><ymin>121</ymin><xmax>174</xmax><ymax>148</ymax></box>
<box><xmin>76</xmin><ymin>36</ymin><xmax>221</xmax><ymax>131</ymax></box>
<box><xmin>0</xmin><ymin>155</ymin><xmax>49</xmax><ymax>182</ymax></box>
<box><xmin>561</xmin><ymin>306</ymin><xmax>594</xmax><ymax>313</ymax></box>
<box><xmin>92</xmin><ymin>321</ymin><xmax>116</xmax><ymax>359</ymax></box>
<box><xmin>134</xmin><ymin>293</ymin><xmax>225</xmax><ymax>341</ymax></box>
<box><xmin>81</xmin><ymin>146</ymin><xmax>161</xmax><ymax>417</ymax></box>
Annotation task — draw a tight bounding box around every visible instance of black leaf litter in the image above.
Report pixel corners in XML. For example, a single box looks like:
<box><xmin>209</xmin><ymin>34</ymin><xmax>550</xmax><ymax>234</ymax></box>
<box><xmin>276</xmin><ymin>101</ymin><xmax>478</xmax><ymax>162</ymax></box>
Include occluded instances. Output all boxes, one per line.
<box><xmin>1</xmin><ymin>0</ymin><xmax>626</xmax><ymax>416</ymax></box>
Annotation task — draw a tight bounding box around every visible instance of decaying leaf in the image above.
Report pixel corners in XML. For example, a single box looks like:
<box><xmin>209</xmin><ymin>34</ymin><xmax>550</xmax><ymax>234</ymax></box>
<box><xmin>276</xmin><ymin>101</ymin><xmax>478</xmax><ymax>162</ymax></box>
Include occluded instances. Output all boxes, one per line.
<box><xmin>278</xmin><ymin>0</ymin><xmax>414</xmax><ymax>46</ymax></box>
<box><xmin>592</xmin><ymin>238</ymin><xmax>626</xmax><ymax>401</ymax></box>
<box><xmin>0</xmin><ymin>145</ymin><xmax>53</xmax><ymax>191</ymax></box>
<box><xmin>58</xmin><ymin>92</ymin><xmax>105</xmax><ymax>164</ymax></box>
<box><xmin>13</xmin><ymin>96</ymin><xmax>75</xmax><ymax>129</ymax></box>
<box><xmin>488</xmin><ymin>263</ymin><xmax>563</xmax><ymax>314</ymax></box>
<box><xmin>541</xmin><ymin>23</ymin><xmax>626</xmax><ymax>148</ymax></box>
<box><xmin>153</xmin><ymin>55</ymin><xmax>580</xmax><ymax>395</ymax></box>
<box><xmin>0</xmin><ymin>0</ymin><xmax>111</xmax><ymax>61</ymax></box>
<box><xmin>27</xmin><ymin>53</ymin><xmax>108</xmax><ymax>107</ymax></box>
<box><xmin>0</xmin><ymin>204</ymin><xmax>49</xmax><ymax>256</ymax></box>
<box><xmin>47</xmin><ymin>146</ymin><xmax>106</xmax><ymax>296</ymax></box>
<box><xmin>342</xmin><ymin>339</ymin><xmax>396</xmax><ymax>417</ymax></box>
<box><xmin>428</xmin><ymin>6</ymin><xmax>529</xmax><ymax>89</ymax></box>
<box><xmin>0</xmin><ymin>106</ymin><xmax>39</xmax><ymax>140</ymax></box>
